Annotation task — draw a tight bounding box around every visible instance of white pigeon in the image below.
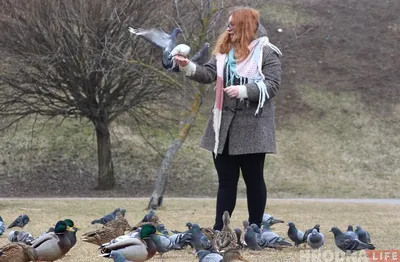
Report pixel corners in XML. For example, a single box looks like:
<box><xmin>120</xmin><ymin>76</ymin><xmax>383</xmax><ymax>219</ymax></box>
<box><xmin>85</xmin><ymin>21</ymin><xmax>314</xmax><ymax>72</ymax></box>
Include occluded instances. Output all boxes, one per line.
<box><xmin>169</xmin><ymin>44</ymin><xmax>191</xmax><ymax>69</ymax></box>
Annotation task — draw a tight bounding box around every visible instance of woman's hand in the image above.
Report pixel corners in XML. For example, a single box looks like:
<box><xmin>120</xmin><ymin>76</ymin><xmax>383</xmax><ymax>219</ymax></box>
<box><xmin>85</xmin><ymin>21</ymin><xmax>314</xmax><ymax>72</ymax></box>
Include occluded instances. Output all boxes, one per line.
<box><xmin>224</xmin><ymin>86</ymin><xmax>239</xmax><ymax>98</ymax></box>
<box><xmin>174</xmin><ymin>55</ymin><xmax>189</xmax><ymax>67</ymax></box>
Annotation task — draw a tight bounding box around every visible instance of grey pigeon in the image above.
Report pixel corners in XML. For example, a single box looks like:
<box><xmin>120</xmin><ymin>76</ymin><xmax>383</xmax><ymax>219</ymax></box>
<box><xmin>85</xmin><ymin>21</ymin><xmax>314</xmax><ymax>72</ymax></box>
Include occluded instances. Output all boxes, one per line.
<box><xmin>100</xmin><ymin>250</ymin><xmax>131</xmax><ymax>262</ymax></box>
<box><xmin>244</xmin><ymin>226</ymin><xmax>262</xmax><ymax>250</ymax></box>
<box><xmin>287</xmin><ymin>222</ymin><xmax>305</xmax><ymax>247</ymax></box>
<box><xmin>355</xmin><ymin>225</ymin><xmax>371</xmax><ymax>244</ymax></box>
<box><xmin>91</xmin><ymin>208</ymin><xmax>121</xmax><ymax>225</ymax></box>
<box><xmin>196</xmin><ymin>250</ymin><xmax>222</xmax><ymax>262</ymax></box>
<box><xmin>344</xmin><ymin>225</ymin><xmax>359</xmax><ymax>240</ymax></box>
<box><xmin>262</xmin><ymin>213</ymin><xmax>284</xmax><ymax>226</ymax></box>
<box><xmin>0</xmin><ymin>216</ymin><xmax>5</xmax><ymax>236</ymax></box>
<box><xmin>234</xmin><ymin>228</ymin><xmax>242</xmax><ymax>248</ymax></box>
<box><xmin>168</xmin><ymin>232</ymin><xmax>192</xmax><ymax>249</ymax></box>
<box><xmin>7</xmin><ymin>214</ymin><xmax>30</xmax><ymax>229</ymax></box>
<box><xmin>303</xmin><ymin>224</ymin><xmax>321</xmax><ymax>243</ymax></box>
<box><xmin>156</xmin><ymin>224</ymin><xmax>169</xmax><ymax>237</ymax></box>
<box><xmin>307</xmin><ymin>228</ymin><xmax>325</xmax><ymax>249</ymax></box>
<box><xmin>190</xmin><ymin>224</ymin><xmax>213</xmax><ymax>251</ymax></box>
<box><xmin>260</xmin><ymin>221</ymin><xmax>292</xmax><ymax>248</ymax></box>
<box><xmin>8</xmin><ymin>230</ymin><xmax>35</xmax><ymax>245</ymax></box>
<box><xmin>191</xmin><ymin>43</ymin><xmax>210</xmax><ymax>65</ymax></box>
<box><xmin>128</xmin><ymin>27</ymin><xmax>182</xmax><ymax>70</ymax></box>
<box><xmin>330</xmin><ymin>227</ymin><xmax>375</xmax><ymax>254</ymax></box>
<box><xmin>150</xmin><ymin>234</ymin><xmax>182</xmax><ymax>257</ymax></box>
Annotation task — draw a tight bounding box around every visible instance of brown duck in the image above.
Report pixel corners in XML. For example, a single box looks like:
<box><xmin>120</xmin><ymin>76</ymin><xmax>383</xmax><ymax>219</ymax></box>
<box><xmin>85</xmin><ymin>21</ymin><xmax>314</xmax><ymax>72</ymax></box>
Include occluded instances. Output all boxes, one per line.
<box><xmin>0</xmin><ymin>242</ymin><xmax>37</xmax><ymax>262</ymax></box>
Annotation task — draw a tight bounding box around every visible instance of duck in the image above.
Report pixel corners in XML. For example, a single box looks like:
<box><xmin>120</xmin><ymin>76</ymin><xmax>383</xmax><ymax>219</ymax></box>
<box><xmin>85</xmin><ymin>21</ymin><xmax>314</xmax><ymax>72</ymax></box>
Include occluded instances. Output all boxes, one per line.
<box><xmin>100</xmin><ymin>224</ymin><xmax>159</xmax><ymax>262</ymax></box>
<box><xmin>215</xmin><ymin>211</ymin><xmax>238</xmax><ymax>251</ymax></box>
<box><xmin>82</xmin><ymin>212</ymin><xmax>131</xmax><ymax>246</ymax></box>
<box><xmin>30</xmin><ymin>220</ymin><xmax>74</xmax><ymax>261</ymax></box>
<box><xmin>64</xmin><ymin>219</ymin><xmax>79</xmax><ymax>248</ymax></box>
<box><xmin>0</xmin><ymin>242</ymin><xmax>37</xmax><ymax>262</ymax></box>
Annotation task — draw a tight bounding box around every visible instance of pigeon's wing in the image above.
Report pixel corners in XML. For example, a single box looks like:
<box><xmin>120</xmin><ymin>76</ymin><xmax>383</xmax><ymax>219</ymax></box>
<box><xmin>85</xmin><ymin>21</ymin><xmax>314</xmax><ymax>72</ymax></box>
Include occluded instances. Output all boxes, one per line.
<box><xmin>128</xmin><ymin>27</ymin><xmax>171</xmax><ymax>49</ymax></box>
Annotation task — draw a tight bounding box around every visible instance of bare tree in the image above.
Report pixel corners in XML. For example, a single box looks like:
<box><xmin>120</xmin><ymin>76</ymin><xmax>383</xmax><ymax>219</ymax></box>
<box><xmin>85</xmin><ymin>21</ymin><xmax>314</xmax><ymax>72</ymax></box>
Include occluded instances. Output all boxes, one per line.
<box><xmin>0</xmin><ymin>0</ymin><xmax>183</xmax><ymax>189</ymax></box>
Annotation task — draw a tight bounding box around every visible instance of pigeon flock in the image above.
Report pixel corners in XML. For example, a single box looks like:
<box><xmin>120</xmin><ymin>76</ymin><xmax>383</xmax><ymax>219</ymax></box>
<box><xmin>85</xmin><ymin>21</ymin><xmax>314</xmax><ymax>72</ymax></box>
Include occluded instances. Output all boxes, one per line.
<box><xmin>0</xmin><ymin>209</ymin><xmax>376</xmax><ymax>261</ymax></box>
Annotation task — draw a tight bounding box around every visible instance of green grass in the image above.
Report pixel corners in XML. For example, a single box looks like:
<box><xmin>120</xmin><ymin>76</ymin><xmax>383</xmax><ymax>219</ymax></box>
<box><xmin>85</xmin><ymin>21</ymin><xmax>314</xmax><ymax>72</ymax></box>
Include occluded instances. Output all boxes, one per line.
<box><xmin>0</xmin><ymin>199</ymin><xmax>398</xmax><ymax>261</ymax></box>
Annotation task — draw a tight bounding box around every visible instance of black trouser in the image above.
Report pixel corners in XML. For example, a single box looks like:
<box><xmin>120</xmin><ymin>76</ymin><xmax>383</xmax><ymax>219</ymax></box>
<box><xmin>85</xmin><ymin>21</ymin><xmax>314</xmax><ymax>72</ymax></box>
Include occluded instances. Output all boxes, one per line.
<box><xmin>212</xmin><ymin>138</ymin><xmax>267</xmax><ymax>231</ymax></box>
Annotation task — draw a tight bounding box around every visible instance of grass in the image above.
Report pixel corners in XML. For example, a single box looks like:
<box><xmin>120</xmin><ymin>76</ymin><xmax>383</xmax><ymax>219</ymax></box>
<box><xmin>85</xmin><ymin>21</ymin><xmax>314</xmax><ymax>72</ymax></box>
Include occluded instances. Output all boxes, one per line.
<box><xmin>0</xmin><ymin>199</ymin><xmax>399</xmax><ymax>261</ymax></box>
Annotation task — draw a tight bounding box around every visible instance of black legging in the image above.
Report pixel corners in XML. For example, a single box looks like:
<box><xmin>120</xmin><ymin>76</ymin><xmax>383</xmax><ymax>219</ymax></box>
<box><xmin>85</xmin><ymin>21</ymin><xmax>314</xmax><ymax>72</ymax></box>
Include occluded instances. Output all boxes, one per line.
<box><xmin>212</xmin><ymin>138</ymin><xmax>267</xmax><ymax>231</ymax></box>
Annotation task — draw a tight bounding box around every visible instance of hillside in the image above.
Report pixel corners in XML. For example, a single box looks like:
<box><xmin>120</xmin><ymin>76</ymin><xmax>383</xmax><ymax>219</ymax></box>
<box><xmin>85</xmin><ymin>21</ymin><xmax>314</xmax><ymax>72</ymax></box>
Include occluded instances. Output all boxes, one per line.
<box><xmin>0</xmin><ymin>0</ymin><xmax>399</xmax><ymax>198</ymax></box>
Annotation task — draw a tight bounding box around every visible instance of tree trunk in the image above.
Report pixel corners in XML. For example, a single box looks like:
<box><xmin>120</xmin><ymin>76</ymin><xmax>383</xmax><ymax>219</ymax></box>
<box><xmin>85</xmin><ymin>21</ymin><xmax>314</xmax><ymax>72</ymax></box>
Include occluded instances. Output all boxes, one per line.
<box><xmin>94</xmin><ymin>120</ymin><xmax>115</xmax><ymax>189</ymax></box>
<box><xmin>148</xmin><ymin>92</ymin><xmax>203</xmax><ymax>210</ymax></box>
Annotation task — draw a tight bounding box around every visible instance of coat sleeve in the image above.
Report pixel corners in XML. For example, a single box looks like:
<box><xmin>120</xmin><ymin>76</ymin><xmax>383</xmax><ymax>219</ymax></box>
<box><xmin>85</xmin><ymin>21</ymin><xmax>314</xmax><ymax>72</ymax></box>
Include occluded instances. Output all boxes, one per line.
<box><xmin>245</xmin><ymin>46</ymin><xmax>282</xmax><ymax>102</ymax></box>
<box><xmin>186</xmin><ymin>56</ymin><xmax>218</xmax><ymax>84</ymax></box>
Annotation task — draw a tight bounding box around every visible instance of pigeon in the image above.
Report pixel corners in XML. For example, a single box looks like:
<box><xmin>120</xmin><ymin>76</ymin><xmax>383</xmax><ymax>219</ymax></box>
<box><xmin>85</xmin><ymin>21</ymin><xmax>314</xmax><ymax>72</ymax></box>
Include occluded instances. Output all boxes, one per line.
<box><xmin>7</xmin><ymin>214</ymin><xmax>30</xmax><ymax>229</ymax></box>
<box><xmin>8</xmin><ymin>230</ymin><xmax>35</xmax><ymax>245</ymax></box>
<box><xmin>196</xmin><ymin>250</ymin><xmax>222</xmax><ymax>262</ymax></box>
<box><xmin>197</xmin><ymin>248</ymin><xmax>248</xmax><ymax>262</ymax></box>
<box><xmin>344</xmin><ymin>225</ymin><xmax>359</xmax><ymax>240</ymax></box>
<box><xmin>262</xmin><ymin>213</ymin><xmax>284</xmax><ymax>227</ymax></box>
<box><xmin>260</xmin><ymin>221</ymin><xmax>292</xmax><ymax>248</ymax></box>
<box><xmin>233</xmin><ymin>228</ymin><xmax>243</xmax><ymax>248</ymax></box>
<box><xmin>244</xmin><ymin>226</ymin><xmax>262</xmax><ymax>250</ymax></box>
<box><xmin>302</xmin><ymin>224</ymin><xmax>321</xmax><ymax>243</ymax></box>
<box><xmin>128</xmin><ymin>27</ymin><xmax>182</xmax><ymax>70</ymax></box>
<box><xmin>168</xmin><ymin>232</ymin><xmax>192</xmax><ymax>249</ymax></box>
<box><xmin>0</xmin><ymin>216</ymin><xmax>5</xmax><ymax>236</ymax></box>
<box><xmin>191</xmin><ymin>42</ymin><xmax>210</xmax><ymax>65</ymax></box>
<box><xmin>91</xmin><ymin>208</ymin><xmax>121</xmax><ymax>225</ymax></box>
<box><xmin>307</xmin><ymin>228</ymin><xmax>325</xmax><ymax>249</ymax></box>
<box><xmin>287</xmin><ymin>222</ymin><xmax>306</xmax><ymax>247</ymax></box>
<box><xmin>100</xmin><ymin>250</ymin><xmax>131</xmax><ymax>262</ymax></box>
<box><xmin>330</xmin><ymin>227</ymin><xmax>375</xmax><ymax>254</ymax></box>
<box><xmin>151</xmin><ymin>233</ymin><xmax>182</xmax><ymax>257</ymax></box>
<box><xmin>156</xmin><ymin>224</ymin><xmax>170</xmax><ymax>237</ymax></box>
<box><xmin>190</xmin><ymin>224</ymin><xmax>214</xmax><ymax>251</ymax></box>
<box><xmin>355</xmin><ymin>225</ymin><xmax>371</xmax><ymax>244</ymax></box>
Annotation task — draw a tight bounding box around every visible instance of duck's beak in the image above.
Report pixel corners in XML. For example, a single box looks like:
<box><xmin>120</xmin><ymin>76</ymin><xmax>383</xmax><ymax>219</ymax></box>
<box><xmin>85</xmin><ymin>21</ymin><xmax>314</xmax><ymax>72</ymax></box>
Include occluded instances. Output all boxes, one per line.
<box><xmin>66</xmin><ymin>226</ymin><xmax>75</xmax><ymax>232</ymax></box>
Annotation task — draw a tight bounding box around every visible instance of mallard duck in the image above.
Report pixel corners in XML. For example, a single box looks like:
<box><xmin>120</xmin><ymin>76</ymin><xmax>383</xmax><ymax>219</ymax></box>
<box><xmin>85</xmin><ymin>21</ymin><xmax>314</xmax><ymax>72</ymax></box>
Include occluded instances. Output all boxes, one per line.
<box><xmin>0</xmin><ymin>242</ymin><xmax>37</xmax><ymax>262</ymax></box>
<box><xmin>30</xmin><ymin>220</ymin><xmax>75</xmax><ymax>261</ymax></box>
<box><xmin>64</xmin><ymin>219</ymin><xmax>79</xmax><ymax>248</ymax></box>
<box><xmin>215</xmin><ymin>211</ymin><xmax>238</xmax><ymax>251</ymax></box>
<box><xmin>82</xmin><ymin>212</ymin><xmax>131</xmax><ymax>246</ymax></box>
<box><xmin>100</xmin><ymin>224</ymin><xmax>158</xmax><ymax>262</ymax></box>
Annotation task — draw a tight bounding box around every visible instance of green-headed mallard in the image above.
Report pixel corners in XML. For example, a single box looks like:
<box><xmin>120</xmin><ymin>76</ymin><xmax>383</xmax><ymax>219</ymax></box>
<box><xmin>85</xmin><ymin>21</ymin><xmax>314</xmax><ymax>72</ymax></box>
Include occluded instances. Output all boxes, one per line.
<box><xmin>64</xmin><ymin>219</ymin><xmax>79</xmax><ymax>248</ymax></box>
<box><xmin>215</xmin><ymin>211</ymin><xmax>238</xmax><ymax>251</ymax></box>
<box><xmin>30</xmin><ymin>220</ymin><xmax>75</xmax><ymax>261</ymax></box>
<box><xmin>82</xmin><ymin>212</ymin><xmax>131</xmax><ymax>246</ymax></box>
<box><xmin>100</xmin><ymin>224</ymin><xmax>158</xmax><ymax>262</ymax></box>
<box><xmin>0</xmin><ymin>242</ymin><xmax>37</xmax><ymax>262</ymax></box>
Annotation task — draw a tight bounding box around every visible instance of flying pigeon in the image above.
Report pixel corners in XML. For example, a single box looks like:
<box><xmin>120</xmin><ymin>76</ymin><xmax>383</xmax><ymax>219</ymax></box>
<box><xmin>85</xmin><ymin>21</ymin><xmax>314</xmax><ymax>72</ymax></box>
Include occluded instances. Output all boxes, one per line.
<box><xmin>8</xmin><ymin>230</ymin><xmax>35</xmax><ymax>245</ymax></box>
<box><xmin>0</xmin><ymin>216</ymin><xmax>5</xmax><ymax>236</ymax></box>
<box><xmin>287</xmin><ymin>222</ymin><xmax>306</xmax><ymax>247</ymax></box>
<box><xmin>355</xmin><ymin>225</ymin><xmax>372</xmax><ymax>244</ymax></box>
<box><xmin>91</xmin><ymin>208</ymin><xmax>121</xmax><ymax>225</ymax></box>
<box><xmin>307</xmin><ymin>228</ymin><xmax>325</xmax><ymax>249</ymax></box>
<box><xmin>128</xmin><ymin>27</ymin><xmax>182</xmax><ymax>70</ymax></box>
<box><xmin>330</xmin><ymin>227</ymin><xmax>375</xmax><ymax>254</ymax></box>
<box><xmin>7</xmin><ymin>214</ymin><xmax>30</xmax><ymax>229</ymax></box>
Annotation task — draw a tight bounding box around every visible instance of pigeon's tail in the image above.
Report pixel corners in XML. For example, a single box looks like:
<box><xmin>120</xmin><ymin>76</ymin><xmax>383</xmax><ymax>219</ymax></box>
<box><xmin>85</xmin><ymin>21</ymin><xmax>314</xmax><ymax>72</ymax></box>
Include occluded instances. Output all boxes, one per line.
<box><xmin>364</xmin><ymin>243</ymin><xmax>376</xmax><ymax>250</ymax></box>
<box><xmin>91</xmin><ymin>219</ymin><xmax>102</xmax><ymax>225</ymax></box>
<box><xmin>277</xmin><ymin>239</ymin><xmax>293</xmax><ymax>247</ymax></box>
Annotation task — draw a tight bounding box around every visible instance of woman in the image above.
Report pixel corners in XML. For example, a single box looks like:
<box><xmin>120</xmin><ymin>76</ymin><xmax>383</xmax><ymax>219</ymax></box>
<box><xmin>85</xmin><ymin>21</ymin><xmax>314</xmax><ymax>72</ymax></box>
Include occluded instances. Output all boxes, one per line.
<box><xmin>175</xmin><ymin>7</ymin><xmax>282</xmax><ymax>230</ymax></box>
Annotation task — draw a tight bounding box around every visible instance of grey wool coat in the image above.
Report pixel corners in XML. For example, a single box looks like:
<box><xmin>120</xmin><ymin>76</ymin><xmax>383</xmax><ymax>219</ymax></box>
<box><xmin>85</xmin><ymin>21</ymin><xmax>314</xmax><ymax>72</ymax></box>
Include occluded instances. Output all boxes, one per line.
<box><xmin>189</xmin><ymin>45</ymin><xmax>282</xmax><ymax>155</ymax></box>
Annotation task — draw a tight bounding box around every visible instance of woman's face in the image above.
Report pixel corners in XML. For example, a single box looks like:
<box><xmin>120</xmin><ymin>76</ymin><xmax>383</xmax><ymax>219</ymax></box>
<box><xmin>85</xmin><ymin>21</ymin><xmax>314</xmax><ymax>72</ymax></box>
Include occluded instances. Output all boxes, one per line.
<box><xmin>227</xmin><ymin>15</ymin><xmax>236</xmax><ymax>40</ymax></box>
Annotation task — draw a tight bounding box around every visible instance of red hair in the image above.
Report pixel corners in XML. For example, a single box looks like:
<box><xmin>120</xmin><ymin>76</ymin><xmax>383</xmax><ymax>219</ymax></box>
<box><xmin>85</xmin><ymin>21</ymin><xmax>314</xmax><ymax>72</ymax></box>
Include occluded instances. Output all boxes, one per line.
<box><xmin>213</xmin><ymin>7</ymin><xmax>260</xmax><ymax>61</ymax></box>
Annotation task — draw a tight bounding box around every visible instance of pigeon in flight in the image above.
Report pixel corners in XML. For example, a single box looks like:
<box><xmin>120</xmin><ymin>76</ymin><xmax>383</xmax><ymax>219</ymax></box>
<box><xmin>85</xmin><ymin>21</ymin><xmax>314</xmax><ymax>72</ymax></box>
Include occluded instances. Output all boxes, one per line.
<box><xmin>128</xmin><ymin>27</ymin><xmax>183</xmax><ymax>70</ymax></box>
